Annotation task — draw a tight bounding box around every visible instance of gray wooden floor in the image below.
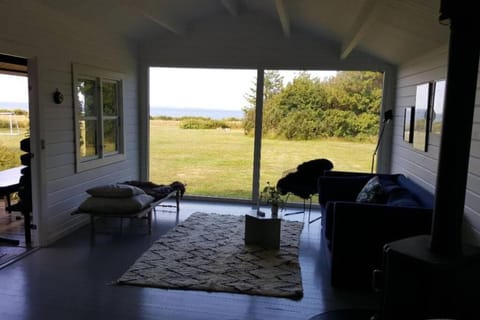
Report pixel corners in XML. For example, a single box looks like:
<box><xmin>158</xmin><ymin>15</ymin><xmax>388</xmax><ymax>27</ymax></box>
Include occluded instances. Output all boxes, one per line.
<box><xmin>0</xmin><ymin>200</ymin><xmax>35</xmax><ymax>265</ymax></box>
<box><xmin>0</xmin><ymin>200</ymin><xmax>377</xmax><ymax>320</ymax></box>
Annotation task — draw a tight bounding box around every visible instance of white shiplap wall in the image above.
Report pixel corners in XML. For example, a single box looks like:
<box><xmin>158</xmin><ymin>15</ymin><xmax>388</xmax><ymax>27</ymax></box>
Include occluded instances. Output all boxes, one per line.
<box><xmin>1</xmin><ymin>1</ymin><xmax>140</xmax><ymax>245</ymax></box>
<box><xmin>391</xmin><ymin>45</ymin><xmax>480</xmax><ymax>246</ymax></box>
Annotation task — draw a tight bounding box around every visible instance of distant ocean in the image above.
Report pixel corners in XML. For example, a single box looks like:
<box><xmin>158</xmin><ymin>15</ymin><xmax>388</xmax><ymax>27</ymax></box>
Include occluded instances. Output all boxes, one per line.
<box><xmin>0</xmin><ymin>103</ymin><xmax>245</xmax><ymax>120</ymax></box>
<box><xmin>0</xmin><ymin>101</ymin><xmax>28</xmax><ymax>110</ymax></box>
<box><xmin>150</xmin><ymin>107</ymin><xmax>244</xmax><ymax>120</ymax></box>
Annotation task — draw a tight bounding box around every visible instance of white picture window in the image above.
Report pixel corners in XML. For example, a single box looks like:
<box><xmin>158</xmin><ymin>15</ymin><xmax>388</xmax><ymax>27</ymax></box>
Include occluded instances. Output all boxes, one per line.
<box><xmin>73</xmin><ymin>64</ymin><xmax>125</xmax><ymax>172</ymax></box>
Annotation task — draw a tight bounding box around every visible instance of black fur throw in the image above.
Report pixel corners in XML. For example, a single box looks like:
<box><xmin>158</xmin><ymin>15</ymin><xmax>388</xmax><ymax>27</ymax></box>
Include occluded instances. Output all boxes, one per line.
<box><xmin>276</xmin><ymin>158</ymin><xmax>333</xmax><ymax>199</ymax></box>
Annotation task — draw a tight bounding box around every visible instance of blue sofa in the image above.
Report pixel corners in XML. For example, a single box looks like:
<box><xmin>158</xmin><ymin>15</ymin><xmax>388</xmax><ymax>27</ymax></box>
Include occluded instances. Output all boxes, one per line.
<box><xmin>317</xmin><ymin>171</ymin><xmax>434</xmax><ymax>289</ymax></box>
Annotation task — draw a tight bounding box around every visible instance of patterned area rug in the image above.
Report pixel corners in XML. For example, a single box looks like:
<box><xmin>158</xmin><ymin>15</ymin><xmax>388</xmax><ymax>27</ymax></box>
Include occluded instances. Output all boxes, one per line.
<box><xmin>117</xmin><ymin>212</ymin><xmax>304</xmax><ymax>299</ymax></box>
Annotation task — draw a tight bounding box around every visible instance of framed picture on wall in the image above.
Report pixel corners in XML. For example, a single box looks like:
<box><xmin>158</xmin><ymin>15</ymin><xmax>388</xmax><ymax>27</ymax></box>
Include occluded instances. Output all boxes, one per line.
<box><xmin>431</xmin><ymin>79</ymin><xmax>446</xmax><ymax>136</ymax></box>
<box><xmin>403</xmin><ymin>106</ymin><xmax>415</xmax><ymax>143</ymax></box>
<box><xmin>413</xmin><ymin>82</ymin><xmax>433</xmax><ymax>152</ymax></box>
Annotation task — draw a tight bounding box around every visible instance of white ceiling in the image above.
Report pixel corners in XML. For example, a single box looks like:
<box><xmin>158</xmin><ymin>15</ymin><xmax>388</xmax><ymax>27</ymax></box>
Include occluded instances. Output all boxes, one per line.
<box><xmin>37</xmin><ymin>0</ymin><xmax>449</xmax><ymax>65</ymax></box>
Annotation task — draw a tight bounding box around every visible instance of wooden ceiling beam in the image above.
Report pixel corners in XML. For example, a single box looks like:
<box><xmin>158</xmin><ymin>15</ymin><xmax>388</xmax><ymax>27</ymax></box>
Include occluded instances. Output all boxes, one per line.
<box><xmin>140</xmin><ymin>11</ymin><xmax>187</xmax><ymax>36</ymax></box>
<box><xmin>275</xmin><ymin>0</ymin><xmax>291</xmax><ymax>37</ymax></box>
<box><xmin>120</xmin><ymin>0</ymin><xmax>186</xmax><ymax>36</ymax></box>
<box><xmin>340</xmin><ymin>0</ymin><xmax>382</xmax><ymax>59</ymax></box>
<box><xmin>221</xmin><ymin>0</ymin><xmax>240</xmax><ymax>16</ymax></box>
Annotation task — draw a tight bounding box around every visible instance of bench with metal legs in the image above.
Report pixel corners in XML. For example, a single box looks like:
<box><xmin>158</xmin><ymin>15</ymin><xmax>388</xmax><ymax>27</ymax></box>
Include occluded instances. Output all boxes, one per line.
<box><xmin>74</xmin><ymin>189</ymin><xmax>181</xmax><ymax>244</ymax></box>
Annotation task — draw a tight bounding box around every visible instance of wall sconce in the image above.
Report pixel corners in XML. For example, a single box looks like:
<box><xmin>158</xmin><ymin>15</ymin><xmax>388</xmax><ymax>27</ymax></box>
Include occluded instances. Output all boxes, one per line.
<box><xmin>53</xmin><ymin>88</ymin><xmax>64</xmax><ymax>104</ymax></box>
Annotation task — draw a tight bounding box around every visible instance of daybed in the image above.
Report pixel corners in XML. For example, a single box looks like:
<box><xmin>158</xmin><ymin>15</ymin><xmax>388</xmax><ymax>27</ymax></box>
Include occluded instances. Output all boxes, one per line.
<box><xmin>74</xmin><ymin>181</ymin><xmax>185</xmax><ymax>241</ymax></box>
<box><xmin>317</xmin><ymin>171</ymin><xmax>434</xmax><ymax>289</ymax></box>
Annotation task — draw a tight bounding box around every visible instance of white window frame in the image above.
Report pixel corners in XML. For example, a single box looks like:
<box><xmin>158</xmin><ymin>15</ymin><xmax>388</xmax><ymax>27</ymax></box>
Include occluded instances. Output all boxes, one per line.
<box><xmin>73</xmin><ymin>63</ymin><xmax>125</xmax><ymax>172</ymax></box>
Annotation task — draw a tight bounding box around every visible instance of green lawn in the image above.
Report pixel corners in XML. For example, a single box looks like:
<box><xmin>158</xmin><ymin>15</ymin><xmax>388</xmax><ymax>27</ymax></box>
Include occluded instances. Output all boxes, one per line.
<box><xmin>0</xmin><ymin>113</ymin><xmax>29</xmax><ymax>170</ymax></box>
<box><xmin>1</xmin><ymin>120</ymin><xmax>376</xmax><ymax>200</ymax></box>
<box><xmin>0</xmin><ymin>129</ymin><xmax>28</xmax><ymax>171</ymax></box>
<box><xmin>149</xmin><ymin>119</ymin><xmax>375</xmax><ymax>199</ymax></box>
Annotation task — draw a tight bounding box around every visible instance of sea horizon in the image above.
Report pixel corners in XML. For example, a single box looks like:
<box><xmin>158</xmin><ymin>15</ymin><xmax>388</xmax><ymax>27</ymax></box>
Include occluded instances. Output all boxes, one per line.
<box><xmin>0</xmin><ymin>101</ymin><xmax>28</xmax><ymax>110</ymax></box>
<box><xmin>0</xmin><ymin>102</ymin><xmax>245</xmax><ymax>120</ymax></box>
<box><xmin>150</xmin><ymin>106</ymin><xmax>244</xmax><ymax>120</ymax></box>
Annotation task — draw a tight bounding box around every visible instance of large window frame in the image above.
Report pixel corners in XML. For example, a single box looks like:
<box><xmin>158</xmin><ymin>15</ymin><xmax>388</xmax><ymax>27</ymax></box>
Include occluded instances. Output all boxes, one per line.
<box><xmin>73</xmin><ymin>64</ymin><xmax>125</xmax><ymax>172</ymax></box>
<box><xmin>147</xmin><ymin>67</ymin><xmax>386</xmax><ymax>202</ymax></box>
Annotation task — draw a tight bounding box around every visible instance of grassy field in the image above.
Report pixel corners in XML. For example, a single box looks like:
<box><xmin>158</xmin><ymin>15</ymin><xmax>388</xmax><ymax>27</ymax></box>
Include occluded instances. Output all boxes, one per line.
<box><xmin>0</xmin><ymin>113</ymin><xmax>30</xmax><ymax>169</ymax></box>
<box><xmin>0</xmin><ymin>129</ymin><xmax>29</xmax><ymax>171</ymax></box>
<box><xmin>1</xmin><ymin>119</ymin><xmax>376</xmax><ymax>200</ymax></box>
<box><xmin>149</xmin><ymin>119</ymin><xmax>376</xmax><ymax>199</ymax></box>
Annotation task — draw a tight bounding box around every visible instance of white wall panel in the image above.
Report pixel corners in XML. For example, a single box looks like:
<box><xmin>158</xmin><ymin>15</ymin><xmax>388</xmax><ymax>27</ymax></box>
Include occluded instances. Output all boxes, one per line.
<box><xmin>393</xmin><ymin>45</ymin><xmax>480</xmax><ymax>246</ymax></box>
<box><xmin>0</xmin><ymin>1</ymin><xmax>140</xmax><ymax>245</ymax></box>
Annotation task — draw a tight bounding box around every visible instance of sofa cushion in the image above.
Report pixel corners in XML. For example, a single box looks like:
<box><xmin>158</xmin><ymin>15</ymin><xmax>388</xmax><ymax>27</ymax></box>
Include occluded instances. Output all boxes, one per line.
<box><xmin>396</xmin><ymin>175</ymin><xmax>434</xmax><ymax>209</ymax></box>
<box><xmin>378</xmin><ymin>175</ymin><xmax>402</xmax><ymax>193</ymax></box>
<box><xmin>323</xmin><ymin>201</ymin><xmax>336</xmax><ymax>242</ymax></box>
<box><xmin>318</xmin><ymin>175</ymin><xmax>372</xmax><ymax>205</ymax></box>
<box><xmin>356</xmin><ymin>176</ymin><xmax>385</xmax><ymax>203</ymax></box>
<box><xmin>386</xmin><ymin>187</ymin><xmax>421</xmax><ymax>207</ymax></box>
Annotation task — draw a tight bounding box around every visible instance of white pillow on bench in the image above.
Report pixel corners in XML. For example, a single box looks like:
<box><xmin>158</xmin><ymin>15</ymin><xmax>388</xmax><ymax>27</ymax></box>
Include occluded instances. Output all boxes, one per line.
<box><xmin>86</xmin><ymin>183</ymin><xmax>145</xmax><ymax>198</ymax></box>
<box><xmin>79</xmin><ymin>194</ymin><xmax>155</xmax><ymax>215</ymax></box>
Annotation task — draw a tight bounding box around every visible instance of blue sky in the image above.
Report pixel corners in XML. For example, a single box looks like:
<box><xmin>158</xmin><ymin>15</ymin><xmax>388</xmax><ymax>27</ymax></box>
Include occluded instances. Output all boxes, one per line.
<box><xmin>0</xmin><ymin>74</ymin><xmax>28</xmax><ymax>103</ymax></box>
<box><xmin>149</xmin><ymin>68</ymin><xmax>337</xmax><ymax>110</ymax></box>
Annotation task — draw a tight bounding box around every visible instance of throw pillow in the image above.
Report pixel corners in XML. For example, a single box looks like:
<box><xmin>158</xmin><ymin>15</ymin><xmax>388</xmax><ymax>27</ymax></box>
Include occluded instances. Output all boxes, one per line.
<box><xmin>356</xmin><ymin>176</ymin><xmax>385</xmax><ymax>203</ymax></box>
<box><xmin>86</xmin><ymin>183</ymin><xmax>145</xmax><ymax>198</ymax></box>
<box><xmin>79</xmin><ymin>194</ymin><xmax>155</xmax><ymax>214</ymax></box>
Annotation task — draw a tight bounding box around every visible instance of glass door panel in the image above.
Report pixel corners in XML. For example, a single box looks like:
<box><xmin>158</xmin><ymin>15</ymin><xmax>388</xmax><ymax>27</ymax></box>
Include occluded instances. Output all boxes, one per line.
<box><xmin>259</xmin><ymin>70</ymin><xmax>381</xmax><ymax>205</ymax></box>
<box><xmin>149</xmin><ymin>67</ymin><xmax>257</xmax><ymax>200</ymax></box>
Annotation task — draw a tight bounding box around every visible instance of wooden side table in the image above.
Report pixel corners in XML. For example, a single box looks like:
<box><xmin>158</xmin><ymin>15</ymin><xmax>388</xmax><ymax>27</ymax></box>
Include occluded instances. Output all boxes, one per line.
<box><xmin>244</xmin><ymin>214</ymin><xmax>281</xmax><ymax>249</ymax></box>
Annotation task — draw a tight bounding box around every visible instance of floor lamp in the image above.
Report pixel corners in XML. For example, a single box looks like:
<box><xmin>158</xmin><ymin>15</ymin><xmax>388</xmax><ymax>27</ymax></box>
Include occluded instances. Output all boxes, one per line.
<box><xmin>371</xmin><ymin>110</ymin><xmax>393</xmax><ymax>173</ymax></box>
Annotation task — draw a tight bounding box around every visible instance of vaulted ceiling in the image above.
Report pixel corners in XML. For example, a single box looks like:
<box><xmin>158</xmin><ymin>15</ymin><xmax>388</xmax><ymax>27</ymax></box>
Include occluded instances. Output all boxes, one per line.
<box><xmin>37</xmin><ymin>0</ymin><xmax>449</xmax><ymax>65</ymax></box>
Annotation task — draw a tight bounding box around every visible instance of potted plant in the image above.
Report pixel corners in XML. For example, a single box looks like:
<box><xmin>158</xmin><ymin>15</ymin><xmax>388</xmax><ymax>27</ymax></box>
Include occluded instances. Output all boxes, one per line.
<box><xmin>260</xmin><ymin>181</ymin><xmax>285</xmax><ymax>218</ymax></box>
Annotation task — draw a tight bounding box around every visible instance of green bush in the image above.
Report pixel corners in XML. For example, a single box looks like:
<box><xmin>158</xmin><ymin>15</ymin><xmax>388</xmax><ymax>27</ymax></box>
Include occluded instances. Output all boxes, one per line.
<box><xmin>278</xmin><ymin>108</ymin><xmax>322</xmax><ymax>140</ymax></box>
<box><xmin>0</xmin><ymin>143</ymin><xmax>21</xmax><ymax>171</ymax></box>
<box><xmin>0</xmin><ymin>118</ymin><xmax>28</xmax><ymax>129</ymax></box>
<box><xmin>180</xmin><ymin>118</ymin><xmax>230</xmax><ymax>129</ymax></box>
<box><xmin>242</xmin><ymin>70</ymin><xmax>383</xmax><ymax>140</ymax></box>
<box><xmin>320</xmin><ymin>109</ymin><xmax>371</xmax><ymax>137</ymax></box>
<box><xmin>0</xmin><ymin>110</ymin><xmax>29</xmax><ymax>129</ymax></box>
<box><xmin>0</xmin><ymin>108</ymin><xmax>28</xmax><ymax>115</ymax></box>
<box><xmin>150</xmin><ymin>115</ymin><xmax>176</xmax><ymax>120</ymax></box>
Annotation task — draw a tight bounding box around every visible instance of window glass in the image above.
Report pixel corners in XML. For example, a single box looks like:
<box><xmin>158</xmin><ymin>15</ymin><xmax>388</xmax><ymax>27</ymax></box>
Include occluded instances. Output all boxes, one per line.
<box><xmin>102</xmin><ymin>80</ymin><xmax>119</xmax><ymax>154</ymax></box>
<box><xmin>103</xmin><ymin>118</ymin><xmax>118</xmax><ymax>154</ymax></box>
<box><xmin>77</xmin><ymin>78</ymin><xmax>98</xmax><ymax>158</ymax></box>
<box><xmin>102</xmin><ymin>81</ymin><xmax>118</xmax><ymax>116</ymax></box>
<box><xmin>148</xmin><ymin>67</ymin><xmax>255</xmax><ymax>199</ymax></box>
<box><xmin>79</xmin><ymin>119</ymin><xmax>98</xmax><ymax>158</ymax></box>
<box><xmin>77</xmin><ymin>79</ymin><xmax>97</xmax><ymax>116</ymax></box>
<box><xmin>431</xmin><ymin>80</ymin><xmax>445</xmax><ymax>136</ymax></box>
<box><xmin>73</xmin><ymin>64</ymin><xmax>124</xmax><ymax>172</ymax></box>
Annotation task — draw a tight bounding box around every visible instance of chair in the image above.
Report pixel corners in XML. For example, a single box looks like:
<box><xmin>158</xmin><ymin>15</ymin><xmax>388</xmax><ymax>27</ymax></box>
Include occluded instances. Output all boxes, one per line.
<box><xmin>276</xmin><ymin>158</ymin><xmax>333</xmax><ymax>223</ymax></box>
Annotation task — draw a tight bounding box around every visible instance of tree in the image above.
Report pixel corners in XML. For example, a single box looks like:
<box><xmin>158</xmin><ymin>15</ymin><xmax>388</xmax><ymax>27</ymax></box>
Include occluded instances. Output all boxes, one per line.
<box><xmin>242</xmin><ymin>70</ymin><xmax>384</xmax><ymax>140</ymax></box>
<box><xmin>244</xmin><ymin>70</ymin><xmax>284</xmax><ymax>108</ymax></box>
<box><xmin>264</xmin><ymin>72</ymin><xmax>328</xmax><ymax>139</ymax></box>
<box><xmin>276</xmin><ymin>72</ymin><xmax>328</xmax><ymax>113</ymax></box>
<box><xmin>323</xmin><ymin>71</ymin><xmax>383</xmax><ymax>115</ymax></box>
<box><xmin>243</xmin><ymin>70</ymin><xmax>284</xmax><ymax>135</ymax></box>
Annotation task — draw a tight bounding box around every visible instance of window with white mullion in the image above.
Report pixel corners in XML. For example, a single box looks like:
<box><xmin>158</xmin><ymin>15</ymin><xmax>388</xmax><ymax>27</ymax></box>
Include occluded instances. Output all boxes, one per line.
<box><xmin>73</xmin><ymin>64</ymin><xmax>125</xmax><ymax>172</ymax></box>
<box><xmin>77</xmin><ymin>76</ymin><xmax>100</xmax><ymax>160</ymax></box>
<box><xmin>101</xmin><ymin>79</ymin><xmax>121</xmax><ymax>156</ymax></box>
